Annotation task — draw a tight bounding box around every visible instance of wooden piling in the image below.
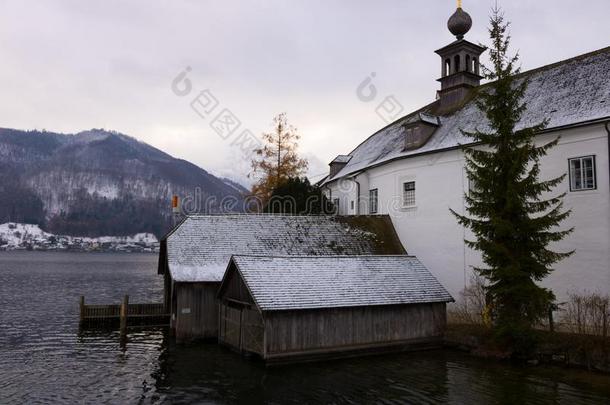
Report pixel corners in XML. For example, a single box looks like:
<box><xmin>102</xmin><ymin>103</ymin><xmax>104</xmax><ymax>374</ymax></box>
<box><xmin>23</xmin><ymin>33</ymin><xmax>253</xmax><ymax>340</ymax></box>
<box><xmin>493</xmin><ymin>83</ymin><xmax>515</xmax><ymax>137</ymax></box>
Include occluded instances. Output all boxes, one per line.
<box><xmin>79</xmin><ymin>296</ymin><xmax>85</xmax><ymax>324</ymax></box>
<box><xmin>120</xmin><ymin>295</ymin><xmax>129</xmax><ymax>334</ymax></box>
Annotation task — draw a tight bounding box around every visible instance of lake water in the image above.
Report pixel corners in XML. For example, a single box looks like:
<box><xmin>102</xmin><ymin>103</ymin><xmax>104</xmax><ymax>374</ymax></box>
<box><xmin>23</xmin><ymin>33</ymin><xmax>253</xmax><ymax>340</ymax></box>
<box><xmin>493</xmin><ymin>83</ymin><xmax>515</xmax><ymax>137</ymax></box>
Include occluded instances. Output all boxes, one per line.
<box><xmin>0</xmin><ymin>252</ymin><xmax>608</xmax><ymax>404</ymax></box>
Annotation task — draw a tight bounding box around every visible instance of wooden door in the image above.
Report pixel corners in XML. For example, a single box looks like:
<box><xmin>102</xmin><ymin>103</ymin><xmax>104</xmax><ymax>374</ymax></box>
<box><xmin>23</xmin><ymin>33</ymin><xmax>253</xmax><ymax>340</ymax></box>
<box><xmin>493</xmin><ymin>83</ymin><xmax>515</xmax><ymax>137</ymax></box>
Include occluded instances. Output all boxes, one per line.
<box><xmin>241</xmin><ymin>308</ymin><xmax>264</xmax><ymax>354</ymax></box>
<box><xmin>221</xmin><ymin>304</ymin><xmax>242</xmax><ymax>350</ymax></box>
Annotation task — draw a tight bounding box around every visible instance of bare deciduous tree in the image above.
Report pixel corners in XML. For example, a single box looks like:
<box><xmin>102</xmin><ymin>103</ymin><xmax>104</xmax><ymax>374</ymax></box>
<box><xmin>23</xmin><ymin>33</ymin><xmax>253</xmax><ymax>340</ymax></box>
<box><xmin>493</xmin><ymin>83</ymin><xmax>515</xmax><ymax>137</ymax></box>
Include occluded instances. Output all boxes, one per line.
<box><xmin>250</xmin><ymin>113</ymin><xmax>308</xmax><ymax>202</ymax></box>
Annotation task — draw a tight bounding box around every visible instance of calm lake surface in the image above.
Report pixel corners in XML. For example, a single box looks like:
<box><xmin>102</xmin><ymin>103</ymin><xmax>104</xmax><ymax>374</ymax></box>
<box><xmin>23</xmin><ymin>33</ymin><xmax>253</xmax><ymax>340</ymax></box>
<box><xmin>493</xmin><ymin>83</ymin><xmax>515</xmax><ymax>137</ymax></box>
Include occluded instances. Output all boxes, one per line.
<box><xmin>0</xmin><ymin>252</ymin><xmax>608</xmax><ymax>404</ymax></box>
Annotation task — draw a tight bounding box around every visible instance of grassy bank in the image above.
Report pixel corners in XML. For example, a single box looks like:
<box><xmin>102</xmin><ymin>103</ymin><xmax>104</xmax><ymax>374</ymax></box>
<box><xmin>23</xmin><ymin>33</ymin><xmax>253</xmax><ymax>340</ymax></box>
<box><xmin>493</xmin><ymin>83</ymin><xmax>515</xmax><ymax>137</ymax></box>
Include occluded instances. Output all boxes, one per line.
<box><xmin>445</xmin><ymin>323</ymin><xmax>610</xmax><ymax>374</ymax></box>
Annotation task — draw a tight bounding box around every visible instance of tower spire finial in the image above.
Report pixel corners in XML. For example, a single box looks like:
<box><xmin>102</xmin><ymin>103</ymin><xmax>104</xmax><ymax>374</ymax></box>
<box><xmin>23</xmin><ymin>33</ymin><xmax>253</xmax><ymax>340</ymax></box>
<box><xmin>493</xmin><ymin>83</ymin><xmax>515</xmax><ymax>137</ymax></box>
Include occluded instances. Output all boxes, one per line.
<box><xmin>447</xmin><ymin>3</ymin><xmax>472</xmax><ymax>40</ymax></box>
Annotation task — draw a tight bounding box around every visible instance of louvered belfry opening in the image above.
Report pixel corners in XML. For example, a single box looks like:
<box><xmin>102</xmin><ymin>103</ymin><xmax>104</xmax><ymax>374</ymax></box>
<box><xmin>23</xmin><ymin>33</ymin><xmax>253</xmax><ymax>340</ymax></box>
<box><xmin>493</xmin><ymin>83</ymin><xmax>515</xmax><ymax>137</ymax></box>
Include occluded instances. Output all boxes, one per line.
<box><xmin>435</xmin><ymin>5</ymin><xmax>486</xmax><ymax>112</ymax></box>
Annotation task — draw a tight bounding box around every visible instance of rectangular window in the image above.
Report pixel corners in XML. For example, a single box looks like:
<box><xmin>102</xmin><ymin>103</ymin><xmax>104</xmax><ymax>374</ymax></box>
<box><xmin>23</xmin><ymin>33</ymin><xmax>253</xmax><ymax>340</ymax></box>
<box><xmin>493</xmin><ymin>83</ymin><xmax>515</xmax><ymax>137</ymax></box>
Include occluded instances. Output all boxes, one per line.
<box><xmin>350</xmin><ymin>200</ymin><xmax>355</xmax><ymax>210</ymax></box>
<box><xmin>369</xmin><ymin>189</ymin><xmax>378</xmax><ymax>214</ymax></box>
<box><xmin>468</xmin><ymin>177</ymin><xmax>479</xmax><ymax>197</ymax></box>
<box><xmin>468</xmin><ymin>177</ymin><xmax>475</xmax><ymax>196</ymax></box>
<box><xmin>403</xmin><ymin>181</ymin><xmax>416</xmax><ymax>207</ymax></box>
<box><xmin>569</xmin><ymin>156</ymin><xmax>596</xmax><ymax>191</ymax></box>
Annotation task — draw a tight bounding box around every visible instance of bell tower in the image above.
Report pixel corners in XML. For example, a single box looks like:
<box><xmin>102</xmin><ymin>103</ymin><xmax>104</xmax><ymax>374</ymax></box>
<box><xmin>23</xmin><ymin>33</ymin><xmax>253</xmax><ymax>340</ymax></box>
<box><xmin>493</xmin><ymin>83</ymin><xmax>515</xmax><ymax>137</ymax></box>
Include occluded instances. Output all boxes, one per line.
<box><xmin>435</xmin><ymin>2</ymin><xmax>485</xmax><ymax>112</ymax></box>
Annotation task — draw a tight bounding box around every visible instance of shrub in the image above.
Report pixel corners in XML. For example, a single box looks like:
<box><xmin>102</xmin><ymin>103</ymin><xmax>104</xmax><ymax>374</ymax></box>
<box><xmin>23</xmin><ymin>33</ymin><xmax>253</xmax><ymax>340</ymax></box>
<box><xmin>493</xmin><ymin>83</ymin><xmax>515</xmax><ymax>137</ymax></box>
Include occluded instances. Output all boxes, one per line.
<box><xmin>448</xmin><ymin>274</ymin><xmax>489</xmax><ymax>325</ymax></box>
<box><xmin>560</xmin><ymin>292</ymin><xmax>609</xmax><ymax>337</ymax></box>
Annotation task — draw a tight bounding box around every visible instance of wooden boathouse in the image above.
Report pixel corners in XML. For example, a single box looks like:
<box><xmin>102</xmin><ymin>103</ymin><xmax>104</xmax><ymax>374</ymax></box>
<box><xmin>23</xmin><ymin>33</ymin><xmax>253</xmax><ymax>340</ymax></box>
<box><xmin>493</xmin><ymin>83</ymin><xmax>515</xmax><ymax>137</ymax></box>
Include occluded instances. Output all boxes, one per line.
<box><xmin>217</xmin><ymin>255</ymin><xmax>453</xmax><ymax>363</ymax></box>
<box><xmin>157</xmin><ymin>214</ymin><xmax>406</xmax><ymax>342</ymax></box>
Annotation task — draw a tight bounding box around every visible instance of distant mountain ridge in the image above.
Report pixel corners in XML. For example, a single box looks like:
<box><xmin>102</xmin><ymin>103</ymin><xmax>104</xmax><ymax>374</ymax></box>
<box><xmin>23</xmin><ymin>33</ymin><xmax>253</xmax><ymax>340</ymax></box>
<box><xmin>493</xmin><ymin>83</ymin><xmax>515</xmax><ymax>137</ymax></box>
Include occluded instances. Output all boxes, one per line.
<box><xmin>0</xmin><ymin>128</ymin><xmax>247</xmax><ymax>237</ymax></box>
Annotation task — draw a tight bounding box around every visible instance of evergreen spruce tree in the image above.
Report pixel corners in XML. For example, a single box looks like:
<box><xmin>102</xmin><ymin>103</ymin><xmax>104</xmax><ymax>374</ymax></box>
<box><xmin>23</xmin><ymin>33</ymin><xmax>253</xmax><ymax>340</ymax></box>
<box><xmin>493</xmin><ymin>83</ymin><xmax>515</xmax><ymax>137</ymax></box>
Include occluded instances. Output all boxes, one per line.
<box><xmin>264</xmin><ymin>177</ymin><xmax>333</xmax><ymax>215</ymax></box>
<box><xmin>451</xmin><ymin>9</ymin><xmax>573</xmax><ymax>351</ymax></box>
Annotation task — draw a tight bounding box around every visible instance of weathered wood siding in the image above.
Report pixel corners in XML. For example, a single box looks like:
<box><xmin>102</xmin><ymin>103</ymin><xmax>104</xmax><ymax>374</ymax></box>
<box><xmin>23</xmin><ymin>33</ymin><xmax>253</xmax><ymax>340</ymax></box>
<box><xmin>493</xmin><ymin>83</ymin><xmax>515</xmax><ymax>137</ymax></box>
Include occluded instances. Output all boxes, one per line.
<box><xmin>264</xmin><ymin>302</ymin><xmax>446</xmax><ymax>356</ymax></box>
<box><xmin>219</xmin><ymin>304</ymin><xmax>242</xmax><ymax>348</ymax></box>
<box><xmin>242</xmin><ymin>308</ymin><xmax>264</xmax><ymax>354</ymax></box>
<box><xmin>174</xmin><ymin>282</ymin><xmax>219</xmax><ymax>341</ymax></box>
<box><xmin>218</xmin><ymin>266</ymin><xmax>265</xmax><ymax>355</ymax></box>
<box><xmin>163</xmin><ymin>270</ymin><xmax>172</xmax><ymax>312</ymax></box>
<box><xmin>220</xmin><ymin>266</ymin><xmax>255</xmax><ymax>305</ymax></box>
<box><xmin>217</xmin><ymin>264</ymin><xmax>448</xmax><ymax>360</ymax></box>
<box><xmin>218</xmin><ymin>304</ymin><xmax>265</xmax><ymax>356</ymax></box>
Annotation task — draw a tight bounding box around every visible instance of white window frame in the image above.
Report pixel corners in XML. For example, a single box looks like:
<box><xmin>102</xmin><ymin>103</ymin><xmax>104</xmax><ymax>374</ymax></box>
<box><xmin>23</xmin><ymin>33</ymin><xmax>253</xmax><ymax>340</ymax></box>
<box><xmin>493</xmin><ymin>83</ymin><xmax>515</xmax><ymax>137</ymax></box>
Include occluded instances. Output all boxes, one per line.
<box><xmin>369</xmin><ymin>189</ymin><xmax>378</xmax><ymax>214</ymax></box>
<box><xmin>402</xmin><ymin>181</ymin><xmax>416</xmax><ymax>208</ymax></box>
<box><xmin>467</xmin><ymin>177</ymin><xmax>480</xmax><ymax>197</ymax></box>
<box><xmin>569</xmin><ymin>155</ymin><xmax>596</xmax><ymax>192</ymax></box>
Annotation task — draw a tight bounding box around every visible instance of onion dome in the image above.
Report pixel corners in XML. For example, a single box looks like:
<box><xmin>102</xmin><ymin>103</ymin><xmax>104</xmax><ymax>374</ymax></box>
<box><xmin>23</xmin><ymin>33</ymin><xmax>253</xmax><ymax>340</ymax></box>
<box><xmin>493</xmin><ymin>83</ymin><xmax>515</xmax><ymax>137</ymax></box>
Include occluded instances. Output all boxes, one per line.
<box><xmin>447</xmin><ymin>7</ymin><xmax>472</xmax><ymax>40</ymax></box>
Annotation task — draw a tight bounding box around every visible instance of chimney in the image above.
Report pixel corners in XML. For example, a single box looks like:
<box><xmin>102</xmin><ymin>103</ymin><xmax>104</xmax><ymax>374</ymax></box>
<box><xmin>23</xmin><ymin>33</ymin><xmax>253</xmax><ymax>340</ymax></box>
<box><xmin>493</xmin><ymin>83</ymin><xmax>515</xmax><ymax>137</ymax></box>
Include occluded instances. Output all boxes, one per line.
<box><xmin>172</xmin><ymin>195</ymin><xmax>181</xmax><ymax>226</ymax></box>
<box><xmin>435</xmin><ymin>5</ymin><xmax>485</xmax><ymax>112</ymax></box>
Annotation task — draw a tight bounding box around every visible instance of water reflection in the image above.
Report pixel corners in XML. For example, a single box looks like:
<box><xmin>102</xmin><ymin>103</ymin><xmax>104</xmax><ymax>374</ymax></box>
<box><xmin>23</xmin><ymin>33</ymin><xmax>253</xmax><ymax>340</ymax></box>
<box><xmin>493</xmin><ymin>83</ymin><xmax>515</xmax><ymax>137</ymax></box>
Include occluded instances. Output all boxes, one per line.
<box><xmin>147</xmin><ymin>334</ymin><xmax>608</xmax><ymax>404</ymax></box>
<box><xmin>1</xmin><ymin>252</ymin><xmax>609</xmax><ymax>404</ymax></box>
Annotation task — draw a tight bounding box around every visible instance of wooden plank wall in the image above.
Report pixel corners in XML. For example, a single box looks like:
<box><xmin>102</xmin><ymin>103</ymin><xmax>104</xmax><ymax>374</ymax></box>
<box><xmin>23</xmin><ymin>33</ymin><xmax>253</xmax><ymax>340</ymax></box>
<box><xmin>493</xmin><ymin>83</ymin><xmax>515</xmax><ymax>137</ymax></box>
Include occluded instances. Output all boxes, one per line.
<box><xmin>163</xmin><ymin>268</ymin><xmax>172</xmax><ymax>311</ymax></box>
<box><xmin>218</xmin><ymin>303</ymin><xmax>265</xmax><ymax>355</ymax></box>
<box><xmin>220</xmin><ymin>266</ymin><xmax>255</xmax><ymax>304</ymax></box>
<box><xmin>218</xmin><ymin>304</ymin><xmax>241</xmax><ymax>348</ymax></box>
<box><xmin>264</xmin><ymin>302</ymin><xmax>446</xmax><ymax>355</ymax></box>
<box><xmin>218</xmin><ymin>267</ymin><xmax>264</xmax><ymax>355</ymax></box>
<box><xmin>175</xmin><ymin>282</ymin><xmax>220</xmax><ymax>341</ymax></box>
<box><xmin>242</xmin><ymin>308</ymin><xmax>264</xmax><ymax>354</ymax></box>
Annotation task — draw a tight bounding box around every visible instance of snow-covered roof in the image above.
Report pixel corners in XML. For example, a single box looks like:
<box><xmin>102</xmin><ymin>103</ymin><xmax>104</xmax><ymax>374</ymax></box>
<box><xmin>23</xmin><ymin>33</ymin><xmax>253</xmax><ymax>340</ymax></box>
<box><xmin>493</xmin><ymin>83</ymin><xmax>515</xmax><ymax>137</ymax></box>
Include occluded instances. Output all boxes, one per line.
<box><xmin>324</xmin><ymin>47</ymin><xmax>610</xmax><ymax>183</ymax></box>
<box><xmin>226</xmin><ymin>255</ymin><xmax>453</xmax><ymax>311</ymax></box>
<box><xmin>418</xmin><ymin>112</ymin><xmax>440</xmax><ymax>126</ymax></box>
<box><xmin>162</xmin><ymin>214</ymin><xmax>405</xmax><ymax>282</ymax></box>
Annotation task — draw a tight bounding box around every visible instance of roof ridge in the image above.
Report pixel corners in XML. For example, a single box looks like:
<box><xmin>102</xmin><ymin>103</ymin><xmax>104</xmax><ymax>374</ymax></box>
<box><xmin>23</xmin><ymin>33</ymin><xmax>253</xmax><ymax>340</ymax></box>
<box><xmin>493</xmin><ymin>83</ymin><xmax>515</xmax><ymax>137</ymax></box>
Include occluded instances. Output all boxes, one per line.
<box><xmin>513</xmin><ymin>45</ymin><xmax>610</xmax><ymax>81</ymax></box>
<box><xmin>232</xmin><ymin>254</ymin><xmax>417</xmax><ymax>259</ymax></box>
<box><xmin>473</xmin><ymin>46</ymin><xmax>610</xmax><ymax>93</ymax></box>
<box><xmin>324</xmin><ymin>45</ymin><xmax>610</xmax><ymax>184</ymax></box>
<box><xmin>185</xmin><ymin>213</ymin><xmax>336</xmax><ymax>218</ymax></box>
<box><xmin>340</xmin><ymin>100</ymin><xmax>438</xmax><ymax>160</ymax></box>
<box><xmin>184</xmin><ymin>213</ymin><xmax>393</xmax><ymax>218</ymax></box>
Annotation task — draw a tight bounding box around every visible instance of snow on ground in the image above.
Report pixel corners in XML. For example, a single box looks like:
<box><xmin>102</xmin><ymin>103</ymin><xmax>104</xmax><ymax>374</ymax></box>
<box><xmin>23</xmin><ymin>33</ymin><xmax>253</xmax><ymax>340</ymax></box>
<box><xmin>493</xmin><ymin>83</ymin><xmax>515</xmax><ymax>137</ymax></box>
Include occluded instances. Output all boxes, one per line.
<box><xmin>0</xmin><ymin>222</ymin><xmax>158</xmax><ymax>251</ymax></box>
<box><xmin>0</xmin><ymin>223</ymin><xmax>53</xmax><ymax>245</ymax></box>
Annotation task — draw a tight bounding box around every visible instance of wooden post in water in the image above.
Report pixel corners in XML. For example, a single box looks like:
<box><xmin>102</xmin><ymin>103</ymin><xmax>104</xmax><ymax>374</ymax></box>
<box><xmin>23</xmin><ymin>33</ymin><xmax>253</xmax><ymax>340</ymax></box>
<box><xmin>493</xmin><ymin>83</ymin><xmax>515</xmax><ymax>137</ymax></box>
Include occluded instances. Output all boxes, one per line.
<box><xmin>120</xmin><ymin>295</ymin><xmax>129</xmax><ymax>335</ymax></box>
<box><xmin>119</xmin><ymin>295</ymin><xmax>129</xmax><ymax>349</ymax></box>
<box><xmin>79</xmin><ymin>296</ymin><xmax>85</xmax><ymax>324</ymax></box>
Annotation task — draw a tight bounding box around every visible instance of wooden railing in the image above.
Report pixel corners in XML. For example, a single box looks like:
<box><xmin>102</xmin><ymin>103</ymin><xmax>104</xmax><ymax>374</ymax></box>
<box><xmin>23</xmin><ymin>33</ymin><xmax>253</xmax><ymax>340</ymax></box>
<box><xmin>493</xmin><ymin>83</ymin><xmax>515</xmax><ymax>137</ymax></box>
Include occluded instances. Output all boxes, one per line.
<box><xmin>79</xmin><ymin>295</ymin><xmax>169</xmax><ymax>330</ymax></box>
<box><xmin>81</xmin><ymin>304</ymin><xmax>121</xmax><ymax>319</ymax></box>
<box><xmin>127</xmin><ymin>303</ymin><xmax>166</xmax><ymax>316</ymax></box>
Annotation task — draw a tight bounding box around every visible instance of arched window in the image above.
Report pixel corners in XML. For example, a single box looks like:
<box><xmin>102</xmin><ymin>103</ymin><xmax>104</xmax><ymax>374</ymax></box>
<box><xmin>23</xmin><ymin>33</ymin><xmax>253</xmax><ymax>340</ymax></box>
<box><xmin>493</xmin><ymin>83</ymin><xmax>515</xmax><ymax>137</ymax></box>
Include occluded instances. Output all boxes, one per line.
<box><xmin>472</xmin><ymin>57</ymin><xmax>478</xmax><ymax>74</ymax></box>
<box><xmin>454</xmin><ymin>55</ymin><xmax>460</xmax><ymax>73</ymax></box>
<box><xmin>465</xmin><ymin>55</ymin><xmax>471</xmax><ymax>72</ymax></box>
<box><xmin>444</xmin><ymin>58</ymin><xmax>451</xmax><ymax>76</ymax></box>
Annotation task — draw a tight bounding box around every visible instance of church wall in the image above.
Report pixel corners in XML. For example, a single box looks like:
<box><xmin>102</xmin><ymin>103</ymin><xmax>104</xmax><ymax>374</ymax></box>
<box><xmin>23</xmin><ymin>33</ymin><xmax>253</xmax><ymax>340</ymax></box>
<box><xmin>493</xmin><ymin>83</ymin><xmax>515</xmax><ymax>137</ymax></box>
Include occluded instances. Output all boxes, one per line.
<box><xmin>535</xmin><ymin>124</ymin><xmax>610</xmax><ymax>300</ymax></box>
<box><xmin>327</xmin><ymin>122</ymin><xmax>610</xmax><ymax>302</ymax></box>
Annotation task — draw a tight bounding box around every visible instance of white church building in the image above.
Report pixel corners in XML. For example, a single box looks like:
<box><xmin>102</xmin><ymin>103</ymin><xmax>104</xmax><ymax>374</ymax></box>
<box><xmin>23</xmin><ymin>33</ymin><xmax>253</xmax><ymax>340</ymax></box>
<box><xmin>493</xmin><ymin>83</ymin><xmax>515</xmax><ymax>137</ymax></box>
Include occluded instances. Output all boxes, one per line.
<box><xmin>321</xmin><ymin>6</ymin><xmax>610</xmax><ymax>301</ymax></box>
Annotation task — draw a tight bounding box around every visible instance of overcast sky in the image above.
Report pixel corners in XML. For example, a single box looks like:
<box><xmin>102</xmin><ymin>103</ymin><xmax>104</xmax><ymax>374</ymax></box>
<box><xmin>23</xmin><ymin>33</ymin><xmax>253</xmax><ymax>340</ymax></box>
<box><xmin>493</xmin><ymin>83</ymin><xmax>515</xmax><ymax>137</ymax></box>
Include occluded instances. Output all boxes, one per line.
<box><xmin>1</xmin><ymin>0</ymin><xmax>609</xmax><ymax>184</ymax></box>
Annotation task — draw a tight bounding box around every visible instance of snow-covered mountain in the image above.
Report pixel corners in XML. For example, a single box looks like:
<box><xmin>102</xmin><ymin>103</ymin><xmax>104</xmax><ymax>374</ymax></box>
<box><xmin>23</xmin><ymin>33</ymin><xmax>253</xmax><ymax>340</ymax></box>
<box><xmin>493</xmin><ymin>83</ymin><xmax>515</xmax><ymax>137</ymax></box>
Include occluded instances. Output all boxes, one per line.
<box><xmin>0</xmin><ymin>128</ymin><xmax>247</xmax><ymax>237</ymax></box>
<box><xmin>221</xmin><ymin>177</ymin><xmax>249</xmax><ymax>194</ymax></box>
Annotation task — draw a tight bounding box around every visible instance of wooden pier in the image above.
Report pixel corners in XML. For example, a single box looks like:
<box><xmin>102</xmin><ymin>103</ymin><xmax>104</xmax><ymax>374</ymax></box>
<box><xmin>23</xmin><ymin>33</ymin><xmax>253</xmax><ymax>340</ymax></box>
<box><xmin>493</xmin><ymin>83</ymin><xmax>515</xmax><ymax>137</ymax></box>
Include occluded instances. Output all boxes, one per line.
<box><xmin>79</xmin><ymin>295</ymin><xmax>170</xmax><ymax>331</ymax></box>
